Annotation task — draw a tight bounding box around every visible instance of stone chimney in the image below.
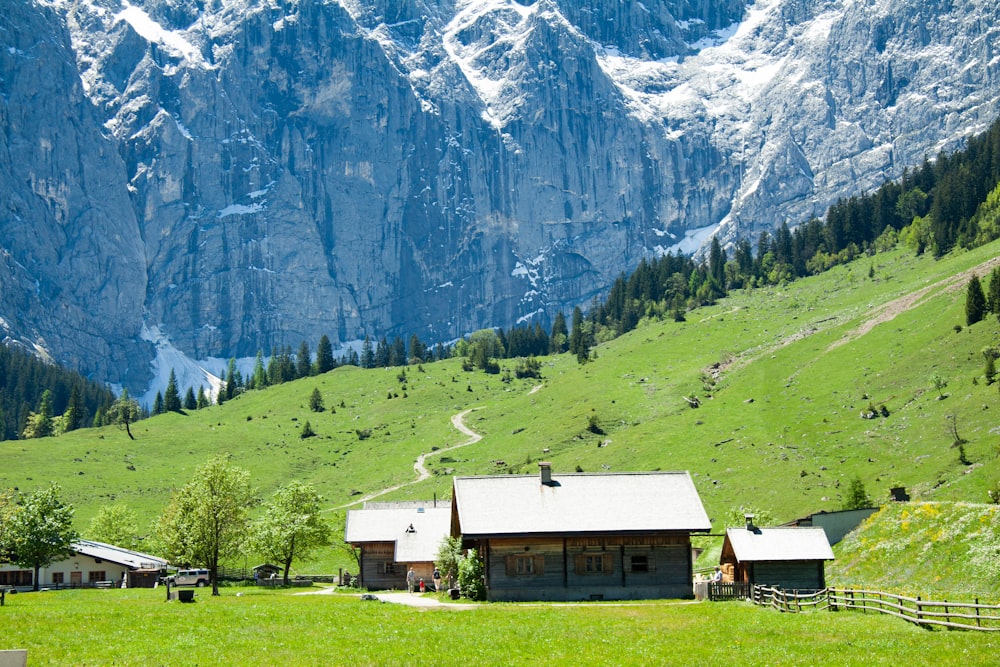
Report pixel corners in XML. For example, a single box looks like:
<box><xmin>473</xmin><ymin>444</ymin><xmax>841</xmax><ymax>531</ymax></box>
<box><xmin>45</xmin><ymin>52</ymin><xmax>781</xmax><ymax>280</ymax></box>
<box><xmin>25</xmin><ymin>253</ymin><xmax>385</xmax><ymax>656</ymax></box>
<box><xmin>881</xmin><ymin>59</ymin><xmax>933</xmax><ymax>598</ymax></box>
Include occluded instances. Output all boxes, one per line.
<box><xmin>539</xmin><ymin>461</ymin><xmax>553</xmax><ymax>486</ymax></box>
<box><xmin>745</xmin><ymin>513</ymin><xmax>756</xmax><ymax>531</ymax></box>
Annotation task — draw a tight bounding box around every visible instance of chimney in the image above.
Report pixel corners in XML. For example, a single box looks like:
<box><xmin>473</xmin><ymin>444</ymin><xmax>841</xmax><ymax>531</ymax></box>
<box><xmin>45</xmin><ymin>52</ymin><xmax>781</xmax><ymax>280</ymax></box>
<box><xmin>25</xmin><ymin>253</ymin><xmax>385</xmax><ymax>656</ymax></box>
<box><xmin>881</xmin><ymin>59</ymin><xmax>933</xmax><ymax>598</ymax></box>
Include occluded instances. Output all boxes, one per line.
<box><xmin>744</xmin><ymin>513</ymin><xmax>756</xmax><ymax>531</ymax></box>
<box><xmin>539</xmin><ymin>461</ymin><xmax>553</xmax><ymax>486</ymax></box>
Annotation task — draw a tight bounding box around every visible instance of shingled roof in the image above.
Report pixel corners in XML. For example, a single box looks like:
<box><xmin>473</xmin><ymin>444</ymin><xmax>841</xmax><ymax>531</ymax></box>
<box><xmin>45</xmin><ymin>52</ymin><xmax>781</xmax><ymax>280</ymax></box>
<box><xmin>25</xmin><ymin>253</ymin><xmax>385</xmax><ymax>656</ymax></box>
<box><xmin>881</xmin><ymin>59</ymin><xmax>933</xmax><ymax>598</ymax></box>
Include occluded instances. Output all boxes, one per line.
<box><xmin>452</xmin><ymin>468</ymin><xmax>711</xmax><ymax>538</ymax></box>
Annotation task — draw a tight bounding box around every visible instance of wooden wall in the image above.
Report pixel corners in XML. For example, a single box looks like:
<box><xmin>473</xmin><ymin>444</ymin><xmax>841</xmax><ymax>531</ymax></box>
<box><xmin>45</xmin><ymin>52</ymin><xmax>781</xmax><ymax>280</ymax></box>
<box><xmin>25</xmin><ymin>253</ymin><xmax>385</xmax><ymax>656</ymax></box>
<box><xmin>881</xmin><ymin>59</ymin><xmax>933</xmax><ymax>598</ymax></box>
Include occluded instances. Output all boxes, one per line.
<box><xmin>479</xmin><ymin>533</ymin><xmax>694</xmax><ymax>601</ymax></box>
<box><xmin>748</xmin><ymin>561</ymin><xmax>825</xmax><ymax>590</ymax></box>
<box><xmin>356</xmin><ymin>542</ymin><xmax>436</xmax><ymax>591</ymax></box>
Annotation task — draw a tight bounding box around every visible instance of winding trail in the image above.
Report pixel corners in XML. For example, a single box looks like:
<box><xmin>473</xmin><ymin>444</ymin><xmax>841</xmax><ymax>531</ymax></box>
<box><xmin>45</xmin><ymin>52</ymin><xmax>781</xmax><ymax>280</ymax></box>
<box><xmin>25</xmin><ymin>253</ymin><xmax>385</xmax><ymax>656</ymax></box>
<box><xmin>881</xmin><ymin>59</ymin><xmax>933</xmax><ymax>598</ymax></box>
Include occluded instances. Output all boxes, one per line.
<box><xmin>332</xmin><ymin>408</ymin><xmax>482</xmax><ymax>510</ymax></box>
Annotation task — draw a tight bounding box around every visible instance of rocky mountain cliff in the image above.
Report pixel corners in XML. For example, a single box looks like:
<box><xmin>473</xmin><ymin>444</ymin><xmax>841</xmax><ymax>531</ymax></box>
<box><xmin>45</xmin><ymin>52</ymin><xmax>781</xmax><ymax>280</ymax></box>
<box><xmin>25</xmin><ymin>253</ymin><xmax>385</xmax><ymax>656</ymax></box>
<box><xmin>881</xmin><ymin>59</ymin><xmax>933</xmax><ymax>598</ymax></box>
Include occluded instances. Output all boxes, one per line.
<box><xmin>2</xmin><ymin>0</ymin><xmax>999</xmax><ymax>396</ymax></box>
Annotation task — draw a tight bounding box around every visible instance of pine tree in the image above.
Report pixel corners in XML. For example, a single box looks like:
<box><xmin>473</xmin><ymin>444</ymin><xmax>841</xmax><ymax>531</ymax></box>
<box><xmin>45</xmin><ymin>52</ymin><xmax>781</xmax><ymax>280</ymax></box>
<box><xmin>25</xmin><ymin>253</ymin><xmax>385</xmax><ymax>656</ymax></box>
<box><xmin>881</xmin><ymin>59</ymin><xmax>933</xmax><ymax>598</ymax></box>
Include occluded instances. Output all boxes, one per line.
<box><xmin>988</xmin><ymin>267</ymin><xmax>1000</xmax><ymax>316</ymax></box>
<box><xmin>184</xmin><ymin>386</ymin><xmax>197</xmax><ymax>411</ymax></box>
<box><xmin>315</xmin><ymin>335</ymin><xmax>335</xmax><ymax>374</ymax></box>
<box><xmin>309</xmin><ymin>388</ymin><xmax>324</xmax><ymax>413</ymax></box>
<box><xmin>966</xmin><ymin>274</ymin><xmax>987</xmax><ymax>326</ymax></box>
<box><xmin>252</xmin><ymin>350</ymin><xmax>268</xmax><ymax>389</ymax></box>
<box><xmin>63</xmin><ymin>385</ymin><xmax>82</xmax><ymax>433</ymax></box>
<box><xmin>196</xmin><ymin>387</ymin><xmax>210</xmax><ymax>409</ymax></box>
<box><xmin>360</xmin><ymin>336</ymin><xmax>375</xmax><ymax>369</ymax></box>
<box><xmin>152</xmin><ymin>392</ymin><xmax>164</xmax><ymax>416</ymax></box>
<box><xmin>164</xmin><ymin>370</ymin><xmax>182</xmax><ymax>412</ymax></box>
<box><xmin>550</xmin><ymin>312</ymin><xmax>568</xmax><ymax>354</ymax></box>
<box><xmin>296</xmin><ymin>341</ymin><xmax>312</xmax><ymax>378</ymax></box>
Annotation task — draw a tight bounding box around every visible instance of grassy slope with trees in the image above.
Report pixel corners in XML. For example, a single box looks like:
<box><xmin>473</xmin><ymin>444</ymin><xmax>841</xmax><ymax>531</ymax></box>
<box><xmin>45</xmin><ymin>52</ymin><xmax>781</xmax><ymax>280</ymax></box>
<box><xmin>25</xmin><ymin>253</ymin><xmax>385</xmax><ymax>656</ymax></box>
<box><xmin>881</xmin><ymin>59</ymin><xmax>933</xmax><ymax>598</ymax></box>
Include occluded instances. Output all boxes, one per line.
<box><xmin>3</xmin><ymin>239</ymin><xmax>1000</xmax><ymax>592</ymax></box>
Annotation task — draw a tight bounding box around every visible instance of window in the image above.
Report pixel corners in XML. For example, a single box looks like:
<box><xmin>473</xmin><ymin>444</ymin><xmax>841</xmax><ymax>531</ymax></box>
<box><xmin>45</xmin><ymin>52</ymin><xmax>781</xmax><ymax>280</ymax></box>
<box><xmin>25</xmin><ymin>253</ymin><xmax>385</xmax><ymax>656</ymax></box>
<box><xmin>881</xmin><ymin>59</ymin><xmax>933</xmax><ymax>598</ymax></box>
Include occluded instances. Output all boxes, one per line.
<box><xmin>382</xmin><ymin>563</ymin><xmax>398</xmax><ymax>575</ymax></box>
<box><xmin>630</xmin><ymin>555</ymin><xmax>648</xmax><ymax>573</ymax></box>
<box><xmin>88</xmin><ymin>571</ymin><xmax>106</xmax><ymax>583</ymax></box>
<box><xmin>504</xmin><ymin>555</ymin><xmax>543</xmax><ymax>576</ymax></box>
<box><xmin>575</xmin><ymin>553</ymin><xmax>613</xmax><ymax>576</ymax></box>
<box><xmin>51</xmin><ymin>572</ymin><xmax>65</xmax><ymax>585</ymax></box>
<box><xmin>0</xmin><ymin>570</ymin><xmax>32</xmax><ymax>586</ymax></box>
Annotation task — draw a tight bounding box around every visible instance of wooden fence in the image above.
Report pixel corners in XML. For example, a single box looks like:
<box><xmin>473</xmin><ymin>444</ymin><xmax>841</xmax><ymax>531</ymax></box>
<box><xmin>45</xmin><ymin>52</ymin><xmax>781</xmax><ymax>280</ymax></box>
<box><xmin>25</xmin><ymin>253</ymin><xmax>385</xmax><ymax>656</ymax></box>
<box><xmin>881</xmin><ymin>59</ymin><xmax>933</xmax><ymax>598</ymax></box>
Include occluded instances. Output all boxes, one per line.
<box><xmin>742</xmin><ymin>585</ymin><xmax>1000</xmax><ymax>632</ymax></box>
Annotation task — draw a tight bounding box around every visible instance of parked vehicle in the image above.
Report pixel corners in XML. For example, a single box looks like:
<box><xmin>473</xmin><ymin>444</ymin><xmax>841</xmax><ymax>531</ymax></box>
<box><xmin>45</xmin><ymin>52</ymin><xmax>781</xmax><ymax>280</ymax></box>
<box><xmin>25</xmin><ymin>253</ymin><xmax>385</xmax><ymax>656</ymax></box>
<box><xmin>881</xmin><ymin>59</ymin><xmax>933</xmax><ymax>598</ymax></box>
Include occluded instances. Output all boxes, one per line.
<box><xmin>168</xmin><ymin>569</ymin><xmax>210</xmax><ymax>587</ymax></box>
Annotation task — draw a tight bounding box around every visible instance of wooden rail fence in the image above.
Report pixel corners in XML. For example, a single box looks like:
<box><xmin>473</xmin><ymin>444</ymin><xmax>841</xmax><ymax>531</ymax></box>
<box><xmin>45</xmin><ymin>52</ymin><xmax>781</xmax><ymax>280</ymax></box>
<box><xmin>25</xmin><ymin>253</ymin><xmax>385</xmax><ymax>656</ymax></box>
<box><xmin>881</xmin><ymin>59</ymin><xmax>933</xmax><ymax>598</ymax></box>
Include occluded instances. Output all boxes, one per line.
<box><xmin>738</xmin><ymin>585</ymin><xmax>1000</xmax><ymax>632</ymax></box>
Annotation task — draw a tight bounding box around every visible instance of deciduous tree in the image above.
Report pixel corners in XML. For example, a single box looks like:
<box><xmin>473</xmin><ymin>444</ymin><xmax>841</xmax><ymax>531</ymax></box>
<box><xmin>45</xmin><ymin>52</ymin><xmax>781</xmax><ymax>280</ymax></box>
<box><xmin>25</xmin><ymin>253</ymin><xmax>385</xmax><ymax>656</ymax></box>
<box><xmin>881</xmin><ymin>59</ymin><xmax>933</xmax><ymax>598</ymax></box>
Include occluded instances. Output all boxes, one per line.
<box><xmin>155</xmin><ymin>455</ymin><xmax>253</xmax><ymax>596</ymax></box>
<box><xmin>87</xmin><ymin>503</ymin><xmax>140</xmax><ymax>550</ymax></box>
<box><xmin>3</xmin><ymin>485</ymin><xmax>78</xmax><ymax>591</ymax></box>
<box><xmin>251</xmin><ymin>481</ymin><xmax>332</xmax><ymax>585</ymax></box>
<box><xmin>107</xmin><ymin>389</ymin><xmax>141</xmax><ymax>440</ymax></box>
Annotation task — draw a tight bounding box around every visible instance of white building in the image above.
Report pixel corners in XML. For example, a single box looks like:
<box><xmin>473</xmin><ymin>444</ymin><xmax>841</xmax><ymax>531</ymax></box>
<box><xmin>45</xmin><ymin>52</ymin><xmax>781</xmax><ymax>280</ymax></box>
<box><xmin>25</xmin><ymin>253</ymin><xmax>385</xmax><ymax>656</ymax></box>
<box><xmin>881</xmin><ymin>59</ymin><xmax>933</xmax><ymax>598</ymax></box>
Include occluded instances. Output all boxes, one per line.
<box><xmin>0</xmin><ymin>540</ymin><xmax>168</xmax><ymax>590</ymax></box>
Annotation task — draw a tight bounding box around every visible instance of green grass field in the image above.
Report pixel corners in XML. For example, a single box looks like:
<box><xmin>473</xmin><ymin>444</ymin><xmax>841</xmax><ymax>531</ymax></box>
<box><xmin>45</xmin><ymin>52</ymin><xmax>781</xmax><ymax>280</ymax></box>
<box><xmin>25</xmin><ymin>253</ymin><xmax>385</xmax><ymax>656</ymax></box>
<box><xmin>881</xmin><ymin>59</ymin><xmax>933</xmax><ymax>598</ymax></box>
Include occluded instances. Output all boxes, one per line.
<box><xmin>3</xmin><ymin>242</ymin><xmax>1000</xmax><ymax>580</ymax></box>
<box><xmin>1</xmin><ymin>588</ymin><xmax>998</xmax><ymax>666</ymax></box>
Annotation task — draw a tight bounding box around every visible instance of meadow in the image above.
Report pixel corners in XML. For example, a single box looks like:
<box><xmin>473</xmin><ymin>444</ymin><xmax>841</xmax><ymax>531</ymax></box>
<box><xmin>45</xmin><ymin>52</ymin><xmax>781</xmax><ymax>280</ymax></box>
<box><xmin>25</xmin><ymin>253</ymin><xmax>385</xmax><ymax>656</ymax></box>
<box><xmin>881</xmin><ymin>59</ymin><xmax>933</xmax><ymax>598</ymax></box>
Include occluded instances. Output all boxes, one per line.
<box><xmin>1</xmin><ymin>587</ymin><xmax>999</xmax><ymax>666</ymax></box>
<box><xmin>3</xmin><ymin>241</ymin><xmax>1000</xmax><ymax>579</ymax></box>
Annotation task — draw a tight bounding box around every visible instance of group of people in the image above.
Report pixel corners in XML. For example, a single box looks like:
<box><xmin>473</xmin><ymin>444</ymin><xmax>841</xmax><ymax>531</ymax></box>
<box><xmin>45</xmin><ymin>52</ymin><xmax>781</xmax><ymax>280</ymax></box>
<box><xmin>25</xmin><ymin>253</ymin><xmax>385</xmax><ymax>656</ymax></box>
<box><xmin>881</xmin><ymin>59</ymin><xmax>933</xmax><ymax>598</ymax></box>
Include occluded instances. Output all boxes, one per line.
<box><xmin>406</xmin><ymin>567</ymin><xmax>443</xmax><ymax>594</ymax></box>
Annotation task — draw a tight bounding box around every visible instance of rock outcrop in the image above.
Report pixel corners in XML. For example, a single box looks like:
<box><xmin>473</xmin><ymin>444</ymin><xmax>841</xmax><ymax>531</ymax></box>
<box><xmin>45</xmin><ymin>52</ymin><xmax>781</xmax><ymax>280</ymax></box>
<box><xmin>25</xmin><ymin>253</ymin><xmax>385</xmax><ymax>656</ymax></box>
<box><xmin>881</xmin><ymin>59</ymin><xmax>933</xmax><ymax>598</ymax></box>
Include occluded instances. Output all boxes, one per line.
<box><xmin>1</xmin><ymin>0</ymin><xmax>998</xmax><ymax>394</ymax></box>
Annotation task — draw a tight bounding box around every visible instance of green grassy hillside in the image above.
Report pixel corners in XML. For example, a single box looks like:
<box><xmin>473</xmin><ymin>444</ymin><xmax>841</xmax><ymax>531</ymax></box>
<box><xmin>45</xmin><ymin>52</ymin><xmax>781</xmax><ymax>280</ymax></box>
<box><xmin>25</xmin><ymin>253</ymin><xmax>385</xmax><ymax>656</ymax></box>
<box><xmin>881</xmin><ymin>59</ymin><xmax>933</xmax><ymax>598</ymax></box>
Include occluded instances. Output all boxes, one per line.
<box><xmin>829</xmin><ymin>502</ymin><xmax>1000</xmax><ymax>599</ymax></box>
<box><xmin>3</xmin><ymin>242</ymin><xmax>1000</xmax><ymax>579</ymax></box>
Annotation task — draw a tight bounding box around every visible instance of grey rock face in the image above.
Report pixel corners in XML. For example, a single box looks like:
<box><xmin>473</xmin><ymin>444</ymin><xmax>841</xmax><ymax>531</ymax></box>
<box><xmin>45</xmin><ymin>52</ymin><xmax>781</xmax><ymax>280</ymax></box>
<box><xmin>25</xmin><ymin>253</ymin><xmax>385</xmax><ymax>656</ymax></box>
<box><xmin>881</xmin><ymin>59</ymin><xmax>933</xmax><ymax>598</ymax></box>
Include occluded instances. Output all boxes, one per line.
<box><xmin>2</xmin><ymin>0</ymin><xmax>999</xmax><ymax>393</ymax></box>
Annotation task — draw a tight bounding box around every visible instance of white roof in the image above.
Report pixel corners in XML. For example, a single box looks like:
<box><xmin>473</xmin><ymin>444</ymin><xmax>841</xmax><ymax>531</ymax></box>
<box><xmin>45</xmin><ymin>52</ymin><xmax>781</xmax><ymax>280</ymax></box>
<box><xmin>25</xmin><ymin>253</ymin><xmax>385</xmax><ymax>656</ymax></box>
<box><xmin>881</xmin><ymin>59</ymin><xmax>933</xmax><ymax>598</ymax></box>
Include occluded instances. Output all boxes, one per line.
<box><xmin>725</xmin><ymin>527</ymin><xmax>835</xmax><ymax>562</ymax></box>
<box><xmin>73</xmin><ymin>540</ymin><xmax>169</xmax><ymax>570</ymax></box>
<box><xmin>452</xmin><ymin>471</ymin><xmax>711</xmax><ymax>537</ymax></box>
<box><xmin>344</xmin><ymin>504</ymin><xmax>451</xmax><ymax>563</ymax></box>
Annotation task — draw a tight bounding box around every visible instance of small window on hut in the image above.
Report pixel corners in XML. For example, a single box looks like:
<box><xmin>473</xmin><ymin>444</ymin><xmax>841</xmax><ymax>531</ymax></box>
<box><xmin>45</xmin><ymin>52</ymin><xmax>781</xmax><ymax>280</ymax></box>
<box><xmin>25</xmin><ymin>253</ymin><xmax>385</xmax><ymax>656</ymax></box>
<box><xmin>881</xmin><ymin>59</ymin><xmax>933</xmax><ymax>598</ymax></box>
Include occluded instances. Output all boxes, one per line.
<box><xmin>505</xmin><ymin>555</ymin><xmax>543</xmax><ymax>576</ymax></box>
<box><xmin>625</xmin><ymin>554</ymin><xmax>656</xmax><ymax>572</ymax></box>
<box><xmin>51</xmin><ymin>572</ymin><xmax>64</xmax><ymax>584</ymax></box>
<box><xmin>382</xmin><ymin>562</ymin><xmax>398</xmax><ymax>575</ymax></box>
<box><xmin>575</xmin><ymin>553</ymin><xmax>613</xmax><ymax>575</ymax></box>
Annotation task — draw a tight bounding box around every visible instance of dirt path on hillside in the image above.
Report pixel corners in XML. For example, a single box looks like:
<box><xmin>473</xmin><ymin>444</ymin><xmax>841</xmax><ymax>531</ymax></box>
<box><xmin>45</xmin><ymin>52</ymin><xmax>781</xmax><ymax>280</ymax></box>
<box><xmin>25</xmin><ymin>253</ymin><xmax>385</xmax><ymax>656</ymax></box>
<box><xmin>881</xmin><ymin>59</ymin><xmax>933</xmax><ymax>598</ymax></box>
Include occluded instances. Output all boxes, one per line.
<box><xmin>331</xmin><ymin>408</ymin><xmax>482</xmax><ymax>510</ymax></box>
<box><xmin>827</xmin><ymin>255</ymin><xmax>1000</xmax><ymax>350</ymax></box>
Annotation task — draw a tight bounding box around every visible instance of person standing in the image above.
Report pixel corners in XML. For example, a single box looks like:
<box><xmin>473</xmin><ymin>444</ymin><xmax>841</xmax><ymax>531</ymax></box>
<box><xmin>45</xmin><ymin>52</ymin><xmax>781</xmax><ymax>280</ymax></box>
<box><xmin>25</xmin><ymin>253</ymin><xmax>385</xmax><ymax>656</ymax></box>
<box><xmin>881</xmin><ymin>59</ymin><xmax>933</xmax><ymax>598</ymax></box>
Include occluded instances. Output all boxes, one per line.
<box><xmin>406</xmin><ymin>567</ymin><xmax>416</xmax><ymax>594</ymax></box>
<box><xmin>432</xmin><ymin>567</ymin><xmax>442</xmax><ymax>592</ymax></box>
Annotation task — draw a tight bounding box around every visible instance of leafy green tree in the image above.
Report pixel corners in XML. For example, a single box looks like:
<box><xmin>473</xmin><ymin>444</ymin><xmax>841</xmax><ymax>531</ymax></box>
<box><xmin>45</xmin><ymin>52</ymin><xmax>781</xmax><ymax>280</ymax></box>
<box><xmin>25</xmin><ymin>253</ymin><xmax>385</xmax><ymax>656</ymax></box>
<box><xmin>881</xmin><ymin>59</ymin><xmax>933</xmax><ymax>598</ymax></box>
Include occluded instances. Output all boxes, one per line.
<box><xmin>843</xmin><ymin>477</ymin><xmax>873</xmax><ymax>510</ymax></box>
<box><xmin>87</xmin><ymin>503</ymin><xmax>140</xmax><ymax>550</ymax></box>
<box><xmin>309</xmin><ymin>388</ymin><xmax>324</xmax><ymax>413</ymax></box>
<box><xmin>107</xmin><ymin>389</ymin><xmax>141</xmax><ymax>440</ymax></box>
<box><xmin>4</xmin><ymin>485</ymin><xmax>78</xmax><ymax>590</ymax></box>
<box><xmin>725</xmin><ymin>504</ymin><xmax>776</xmax><ymax>529</ymax></box>
<box><xmin>316</xmin><ymin>335</ymin><xmax>335</xmax><ymax>374</ymax></box>
<box><xmin>966</xmin><ymin>274</ymin><xmax>987</xmax><ymax>326</ymax></box>
<box><xmin>0</xmin><ymin>489</ymin><xmax>16</xmax><ymax>563</ymax></box>
<box><xmin>457</xmin><ymin>548</ymin><xmax>486</xmax><ymax>600</ymax></box>
<box><xmin>164</xmin><ymin>369</ymin><xmax>182</xmax><ymax>413</ymax></box>
<box><xmin>251</xmin><ymin>481</ymin><xmax>332</xmax><ymax>585</ymax></box>
<box><xmin>436</xmin><ymin>535</ymin><xmax>464</xmax><ymax>590</ymax></box>
<box><xmin>155</xmin><ymin>455</ymin><xmax>253</xmax><ymax>596</ymax></box>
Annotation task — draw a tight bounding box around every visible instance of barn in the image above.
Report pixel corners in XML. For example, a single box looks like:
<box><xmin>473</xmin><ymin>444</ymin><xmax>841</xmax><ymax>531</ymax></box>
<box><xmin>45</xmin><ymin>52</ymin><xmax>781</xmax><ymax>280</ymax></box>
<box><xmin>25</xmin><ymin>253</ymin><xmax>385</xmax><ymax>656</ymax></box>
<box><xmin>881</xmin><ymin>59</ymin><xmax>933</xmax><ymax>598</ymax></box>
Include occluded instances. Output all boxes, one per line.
<box><xmin>344</xmin><ymin>501</ymin><xmax>451</xmax><ymax>591</ymax></box>
<box><xmin>720</xmin><ymin>516</ymin><xmax>835</xmax><ymax>590</ymax></box>
<box><xmin>451</xmin><ymin>463</ymin><xmax>711</xmax><ymax>602</ymax></box>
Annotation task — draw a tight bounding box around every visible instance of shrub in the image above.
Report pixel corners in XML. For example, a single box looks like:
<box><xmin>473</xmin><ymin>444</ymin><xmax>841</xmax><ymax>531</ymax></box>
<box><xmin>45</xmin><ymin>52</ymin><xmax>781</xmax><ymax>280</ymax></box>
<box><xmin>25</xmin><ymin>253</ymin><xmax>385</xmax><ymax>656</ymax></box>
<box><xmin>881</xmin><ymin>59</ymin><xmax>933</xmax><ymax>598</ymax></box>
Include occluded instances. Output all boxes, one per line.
<box><xmin>458</xmin><ymin>548</ymin><xmax>486</xmax><ymax>600</ymax></box>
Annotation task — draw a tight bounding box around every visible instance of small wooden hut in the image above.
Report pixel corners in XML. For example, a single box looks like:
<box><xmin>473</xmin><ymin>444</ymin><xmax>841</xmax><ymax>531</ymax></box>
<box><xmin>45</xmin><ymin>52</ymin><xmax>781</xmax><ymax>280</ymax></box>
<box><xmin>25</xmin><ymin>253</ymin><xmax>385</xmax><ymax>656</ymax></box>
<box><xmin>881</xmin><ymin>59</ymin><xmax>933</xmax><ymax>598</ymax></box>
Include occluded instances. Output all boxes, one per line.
<box><xmin>720</xmin><ymin>516</ymin><xmax>834</xmax><ymax>590</ymax></box>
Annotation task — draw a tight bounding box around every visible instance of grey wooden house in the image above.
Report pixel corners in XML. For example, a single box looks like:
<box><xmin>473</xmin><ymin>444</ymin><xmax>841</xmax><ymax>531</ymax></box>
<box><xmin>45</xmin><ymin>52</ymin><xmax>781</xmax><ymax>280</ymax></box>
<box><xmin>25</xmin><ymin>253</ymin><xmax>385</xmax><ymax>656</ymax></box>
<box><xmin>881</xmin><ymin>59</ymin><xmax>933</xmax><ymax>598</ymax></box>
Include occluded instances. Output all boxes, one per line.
<box><xmin>344</xmin><ymin>501</ymin><xmax>451</xmax><ymax>590</ymax></box>
<box><xmin>720</xmin><ymin>517</ymin><xmax>835</xmax><ymax>590</ymax></box>
<box><xmin>451</xmin><ymin>463</ymin><xmax>711</xmax><ymax>602</ymax></box>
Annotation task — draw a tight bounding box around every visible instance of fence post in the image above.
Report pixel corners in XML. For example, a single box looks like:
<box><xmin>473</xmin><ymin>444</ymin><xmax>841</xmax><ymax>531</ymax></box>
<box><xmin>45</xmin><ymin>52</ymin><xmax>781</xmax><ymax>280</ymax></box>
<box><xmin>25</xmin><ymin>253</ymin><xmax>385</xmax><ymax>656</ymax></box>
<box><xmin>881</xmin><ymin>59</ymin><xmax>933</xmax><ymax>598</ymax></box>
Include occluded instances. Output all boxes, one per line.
<box><xmin>975</xmin><ymin>598</ymin><xmax>981</xmax><ymax>628</ymax></box>
<box><xmin>916</xmin><ymin>596</ymin><xmax>922</xmax><ymax>624</ymax></box>
<box><xmin>944</xmin><ymin>600</ymin><xmax>950</xmax><ymax>630</ymax></box>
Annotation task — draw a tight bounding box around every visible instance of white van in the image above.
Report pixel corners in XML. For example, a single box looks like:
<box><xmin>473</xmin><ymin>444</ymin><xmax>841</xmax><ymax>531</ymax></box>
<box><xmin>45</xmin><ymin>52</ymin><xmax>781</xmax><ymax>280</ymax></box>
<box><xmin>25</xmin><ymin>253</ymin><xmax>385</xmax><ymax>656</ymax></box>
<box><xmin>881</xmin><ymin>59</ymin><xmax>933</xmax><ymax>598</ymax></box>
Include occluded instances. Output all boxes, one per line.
<box><xmin>170</xmin><ymin>569</ymin><xmax>210</xmax><ymax>587</ymax></box>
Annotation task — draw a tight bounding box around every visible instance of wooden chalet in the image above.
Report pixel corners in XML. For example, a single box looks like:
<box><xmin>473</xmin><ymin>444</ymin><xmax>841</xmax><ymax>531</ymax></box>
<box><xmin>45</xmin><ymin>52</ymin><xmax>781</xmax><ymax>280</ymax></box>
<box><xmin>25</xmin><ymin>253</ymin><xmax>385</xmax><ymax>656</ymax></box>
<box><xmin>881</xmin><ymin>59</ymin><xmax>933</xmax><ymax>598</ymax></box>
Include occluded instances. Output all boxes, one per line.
<box><xmin>450</xmin><ymin>463</ymin><xmax>711</xmax><ymax>602</ymax></box>
<box><xmin>344</xmin><ymin>501</ymin><xmax>451</xmax><ymax>590</ymax></box>
<box><xmin>720</xmin><ymin>516</ymin><xmax>835</xmax><ymax>590</ymax></box>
